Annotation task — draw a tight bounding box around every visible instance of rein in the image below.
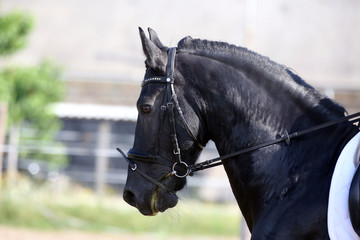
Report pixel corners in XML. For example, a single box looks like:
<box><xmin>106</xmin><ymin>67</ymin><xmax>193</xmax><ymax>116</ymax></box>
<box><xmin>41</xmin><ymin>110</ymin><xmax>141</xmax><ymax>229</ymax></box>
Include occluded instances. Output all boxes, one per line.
<box><xmin>117</xmin><ymin>47</ymin><xmax>360</xmax><ymax>193</ymax></box>
<box><xmin>188</xmin><ymin>112</ymin><xmax>360</xmax><ymax>174</ymax></box>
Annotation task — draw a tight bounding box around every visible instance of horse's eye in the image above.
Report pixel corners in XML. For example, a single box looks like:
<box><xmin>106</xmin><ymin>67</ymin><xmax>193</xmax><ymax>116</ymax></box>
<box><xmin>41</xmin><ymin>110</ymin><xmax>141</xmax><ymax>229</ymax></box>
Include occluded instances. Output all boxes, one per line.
<box><xmin>141</xmin><ymin>105</ymin><xmax>151</xmax><ymax>114</ymax></box>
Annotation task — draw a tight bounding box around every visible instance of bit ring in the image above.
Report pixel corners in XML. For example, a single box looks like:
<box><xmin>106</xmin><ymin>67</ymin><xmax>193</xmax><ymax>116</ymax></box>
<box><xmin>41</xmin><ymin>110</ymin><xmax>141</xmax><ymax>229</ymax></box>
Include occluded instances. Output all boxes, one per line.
<box><xmin>172</xmin><ymin>161</ymin><xmax>189</xmax><ymax>178</ymax></box>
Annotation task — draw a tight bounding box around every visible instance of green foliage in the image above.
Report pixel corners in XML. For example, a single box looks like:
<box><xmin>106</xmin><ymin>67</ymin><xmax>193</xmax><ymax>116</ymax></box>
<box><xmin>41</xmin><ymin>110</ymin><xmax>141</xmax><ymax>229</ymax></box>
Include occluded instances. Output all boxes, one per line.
<box><xmin>0</xmin><ymin>10</ymin><xmax>67</xmax><ymax>166</ymax></box>
<box><xmin>0</xmin><ymin>70</ymin><xmax>11</xmax><ymax>103</ymax></box>
<box><xmin>0</xmin><ymin>61</ymin><xmax>67</xmax><ymax>166</ymax></box>
<box><xmin>1</xmin><ymin>61</ymin><xmax>64</xmax><ymax>129</ymax></box>
<box><xmin>0</xmin><ymin>11</ymin><xmax>33</xmax><ymax>56</ymax></box>
<box><xmin>0</xmin><ymin>178</ymin><xmax>241</xmax><ymax>237</ymax></box>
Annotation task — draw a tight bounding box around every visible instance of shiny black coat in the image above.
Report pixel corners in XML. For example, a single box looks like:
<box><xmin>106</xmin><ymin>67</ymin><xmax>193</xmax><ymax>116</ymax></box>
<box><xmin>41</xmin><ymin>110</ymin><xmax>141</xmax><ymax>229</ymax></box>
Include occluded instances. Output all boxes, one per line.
<box><xmin>123</xmin><ymin>28</ymin><xmax>360</xmax><ymax>239</ymax></box>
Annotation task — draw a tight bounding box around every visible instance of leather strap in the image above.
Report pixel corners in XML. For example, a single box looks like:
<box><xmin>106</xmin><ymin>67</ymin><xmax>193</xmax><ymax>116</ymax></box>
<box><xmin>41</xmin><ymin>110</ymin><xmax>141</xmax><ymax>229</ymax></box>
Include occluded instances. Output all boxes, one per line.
<box><xmin>188</xmin><ymin>112</ymin><xmax>360</xmax><ymax>174</ymax></box>
<box><xmin>117</xmin><ymin>148</ymin><xmax>175</xmax><ymax>193</ymax></box>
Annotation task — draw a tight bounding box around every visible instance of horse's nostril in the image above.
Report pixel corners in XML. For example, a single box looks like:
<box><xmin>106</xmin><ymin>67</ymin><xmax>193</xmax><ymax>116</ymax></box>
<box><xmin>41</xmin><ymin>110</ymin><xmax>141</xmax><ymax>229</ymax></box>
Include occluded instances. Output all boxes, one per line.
<box><xmin>123</xmin><ymin>190</ymin><xmax>136</xmax><ymax>207</ymax></box>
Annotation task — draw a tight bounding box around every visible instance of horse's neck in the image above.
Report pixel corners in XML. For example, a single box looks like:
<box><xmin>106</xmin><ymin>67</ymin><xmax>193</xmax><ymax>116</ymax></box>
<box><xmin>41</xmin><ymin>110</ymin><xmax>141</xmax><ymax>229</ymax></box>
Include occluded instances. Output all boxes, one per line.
<box><xmin>178</xmin><ymin>49</ymin><xmax>358</xmax><ymax>235</ymax></box>
<box><xmin>191</xmin><ymin>57</ymin><xmax>357</xmax><ymax>228</ymax></box>
<box><xmin>202</xmin><ymin>65</ymin><xmax>339</xmax><ymax>152</ymax></box>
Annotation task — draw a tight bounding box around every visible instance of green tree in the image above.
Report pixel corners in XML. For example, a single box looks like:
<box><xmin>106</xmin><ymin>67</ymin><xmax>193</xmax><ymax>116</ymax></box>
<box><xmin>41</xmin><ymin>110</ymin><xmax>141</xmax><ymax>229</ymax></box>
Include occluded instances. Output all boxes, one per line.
<box><xmin>0</xmin><ymin>10</ymin><xmax>66</xmax><ymax>172</ymax></box>
<box><xmin>1</xmin><ymin>61</ymin><xmax>64</xmax><ymax>132</ymax></box>
<box><xmin>0</xmin><ymin>11</ymin><xmax>33</xmax><ymax>103</ymax></box>
<box><xmin>0</xmin><ymin>11</ymin><xmax>33</xmax><ymax>56</ymax></box>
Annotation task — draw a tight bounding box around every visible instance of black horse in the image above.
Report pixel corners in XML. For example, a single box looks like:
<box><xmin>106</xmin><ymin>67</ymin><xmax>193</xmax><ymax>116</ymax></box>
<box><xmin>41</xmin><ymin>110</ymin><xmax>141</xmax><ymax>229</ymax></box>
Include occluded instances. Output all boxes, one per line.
<box><xmin>122</xmin><ymin>28</ymin><xmax>360</xmax><ymax>239</ymax></box>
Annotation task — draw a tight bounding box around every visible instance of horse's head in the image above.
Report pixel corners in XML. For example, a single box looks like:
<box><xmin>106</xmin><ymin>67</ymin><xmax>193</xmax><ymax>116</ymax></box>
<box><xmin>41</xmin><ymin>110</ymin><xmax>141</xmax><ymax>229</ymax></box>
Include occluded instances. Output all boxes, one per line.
<box><xmin>123</xmin><ymin>28</ymin><xmax>207</xmax><ymax>216</ymax></box>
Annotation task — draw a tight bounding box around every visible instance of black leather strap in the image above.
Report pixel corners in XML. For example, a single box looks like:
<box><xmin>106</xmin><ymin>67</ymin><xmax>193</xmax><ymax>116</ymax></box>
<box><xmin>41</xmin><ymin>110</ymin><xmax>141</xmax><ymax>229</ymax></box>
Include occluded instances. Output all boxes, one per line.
<box><xmin>166</xmin><ymin>48</ymin><xmax>176</xmax><ymax>79</ymax></box>
<box><xmin>189</xmin><ymin>112</ymin><xmax>360</xmax><ymax>174</ymax></box>
<box><xmin>117</xmin><ymin>148</ymin><xmax>175</xmax><ymax>193</ymax></box>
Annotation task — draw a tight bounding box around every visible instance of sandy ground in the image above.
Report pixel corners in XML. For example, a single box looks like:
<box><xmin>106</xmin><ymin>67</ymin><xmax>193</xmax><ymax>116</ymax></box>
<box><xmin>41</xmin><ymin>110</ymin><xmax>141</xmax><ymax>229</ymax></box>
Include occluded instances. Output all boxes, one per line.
<box><xmin>0</xmin><ymin>225</ymin><xmax>239</xmax><ymax>240</ymax></box>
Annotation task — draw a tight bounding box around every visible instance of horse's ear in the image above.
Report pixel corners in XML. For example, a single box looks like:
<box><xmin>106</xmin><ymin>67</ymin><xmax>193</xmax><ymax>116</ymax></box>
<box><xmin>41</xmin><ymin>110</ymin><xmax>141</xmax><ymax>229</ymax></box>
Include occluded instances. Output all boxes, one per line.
<box><xmin>148</xmin><ymin>28</ymin><xmax>168</xmax><ymax>51</ymax></box>
<box><xmin>139</xmin><ymin>27</ymin><xmax>167</xmax><ymax>73</ymax></box>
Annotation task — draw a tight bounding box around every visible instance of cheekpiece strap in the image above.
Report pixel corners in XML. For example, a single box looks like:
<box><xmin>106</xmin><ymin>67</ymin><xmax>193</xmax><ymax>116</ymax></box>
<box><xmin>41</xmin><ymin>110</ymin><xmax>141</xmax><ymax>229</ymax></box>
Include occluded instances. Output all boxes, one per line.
<box><xmin>166</xmin><ymin>48</ymin><xmax>177</xmax><ymax>79</ymax></box>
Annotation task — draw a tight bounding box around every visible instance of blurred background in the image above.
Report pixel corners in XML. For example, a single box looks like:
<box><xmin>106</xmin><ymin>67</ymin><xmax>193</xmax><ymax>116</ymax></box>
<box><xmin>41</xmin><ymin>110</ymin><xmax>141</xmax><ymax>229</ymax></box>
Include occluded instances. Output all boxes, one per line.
<box><xmin>0</xmin><ymin>0</ymin><xmax>359</xmax><ymax>239</ymax></box>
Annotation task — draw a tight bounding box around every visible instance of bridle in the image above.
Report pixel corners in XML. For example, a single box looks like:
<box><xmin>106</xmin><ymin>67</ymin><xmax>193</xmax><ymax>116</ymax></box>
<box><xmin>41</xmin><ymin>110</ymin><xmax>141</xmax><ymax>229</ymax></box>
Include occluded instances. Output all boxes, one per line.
<box><xmin>117</xmin><ymin>47</ymin><xmax>360</xmax><ymax>194</ymax></box>
<box><xmin>117</xmin><ymin>47</ymin><xmax>205</xmax><ymax>193</ymax></box>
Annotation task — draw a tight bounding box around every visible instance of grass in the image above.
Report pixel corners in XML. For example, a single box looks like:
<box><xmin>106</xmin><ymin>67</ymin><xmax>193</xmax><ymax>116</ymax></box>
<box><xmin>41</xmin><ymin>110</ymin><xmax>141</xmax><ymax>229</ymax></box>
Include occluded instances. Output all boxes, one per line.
<box><xmin>0</xmin><ymin>177</ymin><xmax>241</xmax><ymax>237</ymax></box>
